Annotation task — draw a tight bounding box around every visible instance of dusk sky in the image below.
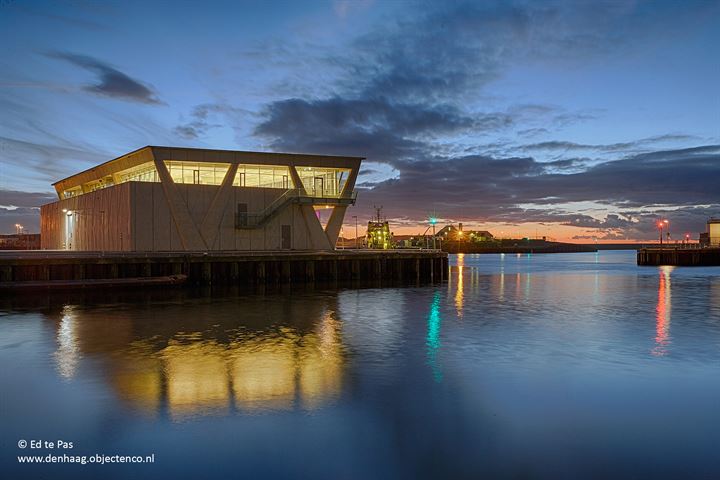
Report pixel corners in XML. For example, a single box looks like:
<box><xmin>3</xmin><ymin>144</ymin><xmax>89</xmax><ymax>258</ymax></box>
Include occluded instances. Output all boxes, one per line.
<box><xmin>1</xmin><ymin>0</ymin><xmax>718</xmax><ymax>241</ymax></box>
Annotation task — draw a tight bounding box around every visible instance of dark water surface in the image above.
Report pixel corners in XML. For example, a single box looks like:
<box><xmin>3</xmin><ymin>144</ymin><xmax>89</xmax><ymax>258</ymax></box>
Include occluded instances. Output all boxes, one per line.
<box><xmin>2</xmin><ymin>251</ymin><xmax>719</xmax><ymax>479</ymax></box>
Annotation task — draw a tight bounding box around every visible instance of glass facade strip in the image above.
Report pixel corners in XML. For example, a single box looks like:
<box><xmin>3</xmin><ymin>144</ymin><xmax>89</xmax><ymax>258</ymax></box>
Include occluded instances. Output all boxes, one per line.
<box><xmin>116</xmin><ymin>161</ymin><xmax>159</xmax><ymax>184</ymax></box>
<box><xmin>57</xmin><ymin>160</ymin><xmax>353</xmax><ymax>199</ymax></box>
<box><xmin>296</xmin><ymin>166</ymin><xmax>350</xmax><ymax>197</ymax></box>
<box><xmin>61</xmin><ymin>161</ymin><xmax>160</xmax><ymax>198</ymax></box>
<box><xmin>62</xmin><ymin>187</ymin><xmax>83</xmax><ymax>199</ymax></box>
<box><xmin>233</xmin><ymin>164</ymin><xmax>294</xmax><ymax>189</ymax></box>
<box><xmin>165</xmin><ymin>161</ymin><xmax>231</xmax><ymax>185</ymax></box>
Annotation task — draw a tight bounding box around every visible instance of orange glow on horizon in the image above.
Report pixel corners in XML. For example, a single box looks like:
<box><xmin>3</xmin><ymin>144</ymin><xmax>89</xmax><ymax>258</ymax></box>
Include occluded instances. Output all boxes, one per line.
<box><xmin>372</xmin><ymin>222</ymin><xmax>652</xmax><ymax>244</ymax></box>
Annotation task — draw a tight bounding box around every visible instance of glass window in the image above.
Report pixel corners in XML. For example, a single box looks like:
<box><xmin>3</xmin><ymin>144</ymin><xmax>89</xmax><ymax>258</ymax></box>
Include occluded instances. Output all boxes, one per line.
<box><xmin>116</xmin><ymin>162</ymin><xmax>159</xmax><ymax>184</ymax></box>
<box><xmin>165</xmin><ymin>161</ymin><xmax>230</xmax><ymax>185</ymax></box>
<box><xmin>233</xmin><ymin>164</ymin><xmax>294</xmax><ymax>189</ymax></box>
<box><xmin>62</xmin><ymin>187</ymin><xmax>82</xmax><ymax>199</ymax></box>
<box><xmin>296</xmin><ymin>166</ymin><xmax>350</xmax><ymax>197</ymax></box>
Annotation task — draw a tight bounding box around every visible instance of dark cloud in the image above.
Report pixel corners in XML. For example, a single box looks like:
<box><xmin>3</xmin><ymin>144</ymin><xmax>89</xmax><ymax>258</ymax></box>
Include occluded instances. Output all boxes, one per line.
<box><xmin>248</xmin><ymin>1</ymin><xmax>719</xmax><ymax>240</ymax></box>
<box><xmin>517</xmin><ymin>128</ymin><xmax>549</xmax><ymax>138</ymax></box>
<box><xmin>570</xmin><ymin>206</ymin><xmax>717</xmax><ymax>240</ymax></box>
<box><xmin>174</xmin><ymin>103</ymin><xmax>253</xmax><ymax>141</ymax></box>
<box><xmin>0</xmin><ymin>190</ymin><xmax>57</xmax><ymax>208</ymax></box>
<box><xmin>348</xmin><ymin>145</ymin><xmax>720</xmax><ymax>238</ymax></box>
<box><xmin>258</xmin><ymin>97</ymin><xmax>476</xmax><ymax>137</ymax></box>
<box><xmin>255</xmin><ymin>96</ymin><xmax>523</xmax><ymax>162</ymax></box>
<box><xmin>256</xmin><ymin>97</ymin><xmax>438</xmax><ymax>160</ymax></box>
<box><xmin>46</xmin><ymin>51</ymin><xmax>162</xmax><ymax>104</ymax></box>
<box><xmin>338</xmin><ymin>1</ymin><xmax>717</xmax><ymax>103</ymax></box>
<box><xmin>252</xmin><ymin>1</ymin><xmax>708</xmax><ymax>165</ymax></box>
<box><xmin>174</xmin><ymin>104</ymin><xmax>224</xmax><ymax>139</ymax></box>
<box><xmin>0</xmin><ymin>136</ymin><xmax>107</xmax><ymax>184</ymax></box>
<box><xmin>523</xmin><ymin>134</ymin><xmax>700</xmax><ymax>153</ymax></box>
<box><xmin>254</xmin><ymin>2</ymin><xmax>634</xmax><ymax>158</ymax></box>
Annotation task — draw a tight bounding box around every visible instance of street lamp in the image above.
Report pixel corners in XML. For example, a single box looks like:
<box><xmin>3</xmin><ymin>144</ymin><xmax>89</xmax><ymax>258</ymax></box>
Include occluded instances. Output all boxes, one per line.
<box><xmin>429</xmin><ymin>216</ymin><xmax>437</xmax><ymax>250</ymax></box>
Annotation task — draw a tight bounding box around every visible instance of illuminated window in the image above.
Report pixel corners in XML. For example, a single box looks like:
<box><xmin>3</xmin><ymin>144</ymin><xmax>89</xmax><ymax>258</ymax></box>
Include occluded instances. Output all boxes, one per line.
<box><xmin>165</xmin><ymin>161</ymin><xmax>230</xmax><ymax>185</ymax></box>
<box><xmin>63</xmin><ymin>162</ymin><xmax>160</xmax><ymax>198</ymax></box>
<box><xmin>296</xmin><ymin>167</ymin><xmax>350</xmax><ymax>197</ymax></box>
<box><xmin>233</xmin><ymin>164</ymin><xmax>294</xmax><ymax>189</ymax></box>
<box><xmin>62</xmin><ymin>187</ymin><xmax>82</xmax><ymax>199</ymax></box>
<box><xmin>116</xmin><ymin>162</ymin><xmax>159</xmax><ymax>183</ymax></box>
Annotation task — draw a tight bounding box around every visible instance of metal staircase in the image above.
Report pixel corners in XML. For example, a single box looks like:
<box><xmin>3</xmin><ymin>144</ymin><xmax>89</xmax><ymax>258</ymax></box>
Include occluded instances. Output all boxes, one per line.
<box><xmin>235</xmin><ymin>189</ymin><xmax>357</xmax><ymax>229</ymax></box>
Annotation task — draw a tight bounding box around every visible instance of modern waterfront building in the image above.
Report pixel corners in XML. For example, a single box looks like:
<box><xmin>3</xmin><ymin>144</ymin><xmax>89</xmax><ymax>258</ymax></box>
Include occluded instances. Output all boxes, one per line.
<box><xmin>40</xmin><ymin>146</ymin><xmax>361</xmax><ymax>251</ymax></box>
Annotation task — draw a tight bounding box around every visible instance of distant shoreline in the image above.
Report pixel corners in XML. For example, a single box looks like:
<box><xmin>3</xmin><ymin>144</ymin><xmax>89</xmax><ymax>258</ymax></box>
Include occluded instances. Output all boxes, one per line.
<box><xmin>440</xmin><ymin>240</ymin><xmax>656</xmax><ymax>254</ymax></box>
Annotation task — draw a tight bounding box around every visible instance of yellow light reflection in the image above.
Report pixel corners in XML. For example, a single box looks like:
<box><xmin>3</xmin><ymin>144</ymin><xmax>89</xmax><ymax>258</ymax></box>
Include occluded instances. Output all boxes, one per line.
<box><xmin>230</xmin><ymin>334</ymin><xmax>297</xmax><ymax>411</ymax></box>
<box><xmin>48</xmin><ymin>299</ymin><xmax>345</xmax><ymax>418</ymax></box>
<box><xmin>499</xmin><ymin>253</ymin><xmax>505</xmax><ymax>300</ymax></box>
<box><xmin>113</xmin><ymin>347</ymin><xmax>162</xmax><ymax>415</ymax></box>
<box><xmin>652</xmin><ymin>266</ymin><xmax>673</xmax><ymax>356</ymax></box>
<box><xmin>455</xmin><ymin>254</ymin><xmax>464</xmax><ymax>318</ymax></box>
<box><xmin>163</xmin><ymin>340</ymin><xmax>231</xmax><ymax>418</ymax></box>
<box><xmin>107</xmin><ymin>321</ymin><xmax>343</xmax><ymax>417</ymax></box>
<box><xmin>299</xmin><ymin>311</ymin><xmax>343</xmax><ymax>409</ymax></box>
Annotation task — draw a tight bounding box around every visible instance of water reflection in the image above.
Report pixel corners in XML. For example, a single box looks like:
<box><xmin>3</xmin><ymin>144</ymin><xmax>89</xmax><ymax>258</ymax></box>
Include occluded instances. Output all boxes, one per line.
<box><xmin>3</xmin><ymin>252</ymin><xmax>720</xmax><ymax>479</ymax></box>
<box><xmin>55</xmin><ymin>305</ymin><xmax>80</xmax><ymax>379</ymax></box>
<box><xmin>653</xmin><ymin>266</ymin><xmax>674</xmax><ymax>356</ymax></box>
<box><xmin>426</xmin><ymin>292</ymin><xmax>442</xmax><ymax>382</ymax></box>
<box><xmin>499</xmin><ymin>253</ymin><xmax>505</xmax><ymax>300</ymax></box>
<box><xmin>44</xmin><ymin>293</ymin><xmax>345</xmax><ymax>419</ymax></box>
<box><xmin>455</xmin><ymin>253</ymin><xmax>464</xmax><ymax>318</ymax></box>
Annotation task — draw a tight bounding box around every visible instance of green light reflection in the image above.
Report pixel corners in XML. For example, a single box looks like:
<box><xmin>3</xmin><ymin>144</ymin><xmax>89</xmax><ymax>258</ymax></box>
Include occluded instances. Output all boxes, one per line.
<box><xmin>426</xmin><ymin>291</ymin><xmax>442</xmax><ymax>382</ymax></box>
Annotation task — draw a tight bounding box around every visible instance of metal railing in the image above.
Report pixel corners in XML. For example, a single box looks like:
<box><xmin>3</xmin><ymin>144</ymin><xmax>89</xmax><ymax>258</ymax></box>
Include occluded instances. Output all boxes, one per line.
<box><xmin>235</xmin><ymin>189</ymin><xmax>357</xmax><ymax>229</ymax></box>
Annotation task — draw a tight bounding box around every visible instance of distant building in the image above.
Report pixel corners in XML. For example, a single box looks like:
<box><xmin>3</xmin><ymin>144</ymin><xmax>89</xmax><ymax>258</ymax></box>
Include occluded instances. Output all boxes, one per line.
<box><xmin>393</xmin><ymin>235</ymin><xmax>422</xmax><ymax>248</ymax></box>
<box><xmin>436</xmin><ymin>223</ymin><xmax>494</xmax><ymax>242</ymax></box>
<box><xmin>40</xmin><ymin>146</ymin><xmax>362</xmax><ymax>251</ymax></box>
<box><xmin>0</xmin><ymin>233</ymin><xmax>40</xmax><ymax>250</ymax></box>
